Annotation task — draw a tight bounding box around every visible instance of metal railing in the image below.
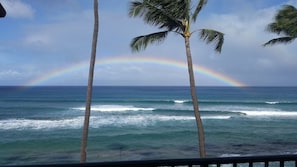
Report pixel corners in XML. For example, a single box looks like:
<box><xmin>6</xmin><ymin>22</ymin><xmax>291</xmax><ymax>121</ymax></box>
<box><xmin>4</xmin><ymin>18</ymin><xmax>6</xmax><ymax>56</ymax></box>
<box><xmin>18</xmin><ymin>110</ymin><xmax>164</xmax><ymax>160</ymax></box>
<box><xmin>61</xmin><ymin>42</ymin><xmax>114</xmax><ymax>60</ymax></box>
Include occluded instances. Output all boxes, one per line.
<box><xmin>3</xmin><ymin>154</ymin><xmax>297</xmax><ymax>167</ymax></box>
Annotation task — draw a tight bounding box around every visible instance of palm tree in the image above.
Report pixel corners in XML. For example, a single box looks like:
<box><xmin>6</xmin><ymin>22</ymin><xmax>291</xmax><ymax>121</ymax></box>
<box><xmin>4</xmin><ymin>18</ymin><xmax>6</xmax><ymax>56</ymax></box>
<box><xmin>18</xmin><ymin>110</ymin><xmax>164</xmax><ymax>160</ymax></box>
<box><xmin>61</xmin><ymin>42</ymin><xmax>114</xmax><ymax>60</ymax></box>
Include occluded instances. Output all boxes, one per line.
<box><xmin>129</xmin><ymin>0</ymin><xmax>224</xmax><ymax>158</ymax></box>
<box><xmin>80</xmin><ymin>0</ymin><xmax>99</xmax><ymax>163</ymax></box>
<box><xmin>264</xmin><ymin>5</ymin><xmax>297</xmax><ymax>46</ymax></box>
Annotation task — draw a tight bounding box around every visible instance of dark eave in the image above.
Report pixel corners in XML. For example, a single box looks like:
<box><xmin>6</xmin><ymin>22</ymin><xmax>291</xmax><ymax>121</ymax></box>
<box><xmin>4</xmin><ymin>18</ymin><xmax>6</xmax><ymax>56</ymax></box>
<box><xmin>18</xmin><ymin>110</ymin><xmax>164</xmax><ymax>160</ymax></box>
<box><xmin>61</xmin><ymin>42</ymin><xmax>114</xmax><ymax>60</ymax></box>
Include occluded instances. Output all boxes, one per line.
<box><xmin>0</xmin><ymin>3</ymin><xmax>6</xmax><ymax>18</ymax></box>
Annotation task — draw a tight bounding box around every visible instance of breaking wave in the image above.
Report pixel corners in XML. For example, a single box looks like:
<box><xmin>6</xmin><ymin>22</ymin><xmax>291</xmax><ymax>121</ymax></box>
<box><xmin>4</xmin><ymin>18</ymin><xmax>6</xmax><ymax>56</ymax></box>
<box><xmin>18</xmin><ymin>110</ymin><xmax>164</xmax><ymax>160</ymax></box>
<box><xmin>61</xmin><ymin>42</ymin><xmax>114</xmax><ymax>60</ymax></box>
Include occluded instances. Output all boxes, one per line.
<box><xmin>72</xmin><ymin>105</ymin><xmax>155</xmax><ymax>112</ymax></box>
<box><xmin>0</xmin><ymin>114</ymin><xmax>234</xmax><ymax>130</ymax></box>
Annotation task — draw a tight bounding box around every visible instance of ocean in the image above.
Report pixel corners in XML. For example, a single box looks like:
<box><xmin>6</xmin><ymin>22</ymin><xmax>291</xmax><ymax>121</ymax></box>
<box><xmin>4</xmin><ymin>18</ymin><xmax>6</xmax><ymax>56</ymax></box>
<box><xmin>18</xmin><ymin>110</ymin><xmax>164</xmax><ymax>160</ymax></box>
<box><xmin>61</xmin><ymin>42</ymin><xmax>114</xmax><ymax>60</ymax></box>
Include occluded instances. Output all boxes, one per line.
<box><xmin>0</xmin><ymin>86</ymin><xmax>296</xmax><ymax>165</ymax></box>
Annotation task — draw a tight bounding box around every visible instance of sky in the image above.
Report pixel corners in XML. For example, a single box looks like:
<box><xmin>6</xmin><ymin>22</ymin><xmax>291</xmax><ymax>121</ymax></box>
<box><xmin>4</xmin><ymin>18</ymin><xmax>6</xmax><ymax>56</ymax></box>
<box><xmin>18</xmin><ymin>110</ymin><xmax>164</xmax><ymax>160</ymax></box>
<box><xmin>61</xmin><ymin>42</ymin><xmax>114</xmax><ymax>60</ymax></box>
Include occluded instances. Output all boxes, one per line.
<box><xmin>0</xmin><ymin>0</ymin><xmax>296</xmax><ymax>87</ymax></box>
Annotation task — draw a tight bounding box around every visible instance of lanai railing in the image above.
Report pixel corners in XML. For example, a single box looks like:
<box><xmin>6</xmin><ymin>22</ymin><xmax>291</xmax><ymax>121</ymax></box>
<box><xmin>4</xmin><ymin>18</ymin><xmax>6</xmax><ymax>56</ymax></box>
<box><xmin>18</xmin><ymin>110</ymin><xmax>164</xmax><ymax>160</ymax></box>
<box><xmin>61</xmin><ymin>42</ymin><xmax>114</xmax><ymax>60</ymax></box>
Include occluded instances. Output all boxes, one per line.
<box><xmin>3</xmin><ymin>154</ymin><xmax>297</xmax><ymax>167</ymax></box>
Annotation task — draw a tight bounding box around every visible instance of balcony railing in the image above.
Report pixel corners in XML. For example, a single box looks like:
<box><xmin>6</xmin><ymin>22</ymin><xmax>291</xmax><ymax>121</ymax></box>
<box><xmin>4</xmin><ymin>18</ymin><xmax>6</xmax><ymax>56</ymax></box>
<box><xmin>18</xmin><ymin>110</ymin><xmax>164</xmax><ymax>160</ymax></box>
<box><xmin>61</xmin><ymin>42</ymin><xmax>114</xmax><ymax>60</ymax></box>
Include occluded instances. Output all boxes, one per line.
<box><xmin>2</xmin><ymin>154</ymin><xmax>297</xmax><ymax>167</ymax></box>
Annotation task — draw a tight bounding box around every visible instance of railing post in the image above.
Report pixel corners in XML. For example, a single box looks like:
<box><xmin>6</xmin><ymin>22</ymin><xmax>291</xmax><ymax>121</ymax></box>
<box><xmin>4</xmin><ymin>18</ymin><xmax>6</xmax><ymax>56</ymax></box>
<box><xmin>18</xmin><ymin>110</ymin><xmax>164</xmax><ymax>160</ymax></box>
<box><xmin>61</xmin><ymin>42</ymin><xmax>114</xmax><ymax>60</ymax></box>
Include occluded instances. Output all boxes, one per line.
<box><xmin>264</xmin><ymin>161</ymin><xmax>269</xmax><ymax>167</ymax></box>
<box><xmin>248</xmin><ymin>162</ymin><xmax>253</xmax><ymax>167</ymax></box>
<box><xmin>233</xmin><ymin>162</ymin><xmax>237</xmax><ymax>167</ymax></box>
<box><xmin>280</xmin><ymin>160</ymin><xmax>284</xmax><ymax>167</ymax></box>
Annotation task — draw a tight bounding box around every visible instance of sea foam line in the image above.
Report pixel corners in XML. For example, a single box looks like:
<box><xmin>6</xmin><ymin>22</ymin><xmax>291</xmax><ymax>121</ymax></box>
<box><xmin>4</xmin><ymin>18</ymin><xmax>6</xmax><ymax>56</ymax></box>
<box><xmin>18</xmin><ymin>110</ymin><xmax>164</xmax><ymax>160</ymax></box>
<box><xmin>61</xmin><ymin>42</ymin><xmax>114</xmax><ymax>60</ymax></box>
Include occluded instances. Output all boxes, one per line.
<box><xmin>265</xmin><ymin>101</ymin><xmax>279</xmax><ymax>105</ymax></box>
<box><xmin>239</xmin><ymin>111</ymin><xmax>297</xmax><ymax>117</ymax></box>
<box><xmin>173</xmin><ymin>100</ymin><xmax>190</xmax><ymax>104</ymax></box>
<box><xmin>0</xmin><ymin>117</ymin><xmax>84</xmax><ymax>130</ymax></box>
<box><xmin>72</xmin><ymin>105</ymin><xmax>155</xmax><ymax>112</ymax></box>
<box><xmin>0</xmin><ymin>114</ymin><xmax>232</xmax><ymax>130</ymax></box>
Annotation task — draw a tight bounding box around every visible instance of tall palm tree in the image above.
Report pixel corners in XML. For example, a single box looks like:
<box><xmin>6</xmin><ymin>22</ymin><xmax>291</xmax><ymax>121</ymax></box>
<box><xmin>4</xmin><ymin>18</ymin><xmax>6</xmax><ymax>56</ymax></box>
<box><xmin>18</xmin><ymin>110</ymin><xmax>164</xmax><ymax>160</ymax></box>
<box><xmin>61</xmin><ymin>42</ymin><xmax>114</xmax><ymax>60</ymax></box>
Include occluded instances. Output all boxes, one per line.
<box><xmin>129</xmin><ymin>0</ymin><xmax>224</xmax><ymax>158</ymax></box>
<box><xmin>80</xmin><ymin>0</ymin><xmax>99</xmax><ymax>163</ymax></box>
<box><xmin>264</xmin><ymin>5</ymin><xmax>297</xmax><ymax>46</ymax></box>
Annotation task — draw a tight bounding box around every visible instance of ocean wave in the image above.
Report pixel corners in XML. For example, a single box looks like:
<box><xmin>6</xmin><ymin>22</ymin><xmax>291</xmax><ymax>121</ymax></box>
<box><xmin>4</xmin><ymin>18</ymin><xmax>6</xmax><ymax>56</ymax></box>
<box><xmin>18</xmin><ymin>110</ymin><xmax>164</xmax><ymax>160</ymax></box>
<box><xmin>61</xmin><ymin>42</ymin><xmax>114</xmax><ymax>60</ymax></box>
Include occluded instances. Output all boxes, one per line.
<box><xmin>72</xmin><ymin>105</ymin><xmax>155</xmax><ymax>112</ymax></box>
<box><xmin>238</xmin><ymin>111</ymin><xmax>297</xmax><ymax>117</ymax></box>
<box><xmin>101</xmin><ymin>99</ymin><xmax>193</xmax><ymax>105</ymax></box>
<box><xmin>201</xmin><ymin>100</ymin><xmax>297</xmax><ymax>105</ymax></box>
<box><xmin>0</xmin><ymin>117</ymin><xmax>84</xmax><ymax>130</ymax></box>
<box><xmin>220</xmin><ymin>154</ymin><xmax>241</xmax><ymax>157</ymax></box>
<box><xmin>265</xmin><ymin>101</ymin><xmax>279</xmax><ymax>105</ymax></box>
<box><xmin>203</xmin><ymin>116</ymin><xmax>232</xmax><ymax>120</ymax></box>
<box><xmin>0</xmin><ymin>115</ymin><xmax>188</xmax><ymax>130</ymax></box>
<box><xmin>264</xmin><ymin>101</ymin><xmax>297</xmax><ymax>105</ymax></box>
<box><xmin>0</xmin><ymin>113</ymin><xmax>233</xmax><ymax>130</ymax></box>
<box><xmin>173</xmin><ymin>100</ymin><xmax>190</xmax><ymax>104</ymax></box>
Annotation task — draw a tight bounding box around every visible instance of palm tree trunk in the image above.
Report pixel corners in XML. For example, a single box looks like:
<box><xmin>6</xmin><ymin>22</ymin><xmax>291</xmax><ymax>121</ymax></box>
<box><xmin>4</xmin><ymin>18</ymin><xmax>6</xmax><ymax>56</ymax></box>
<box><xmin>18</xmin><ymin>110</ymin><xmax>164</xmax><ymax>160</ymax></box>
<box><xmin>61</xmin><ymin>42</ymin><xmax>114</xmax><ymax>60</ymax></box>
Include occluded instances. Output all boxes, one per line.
<box><xmin>184</xmin><ymin>36</ymin><xmax>206</xmax><ymax>158</ymax></box>
<box><xmin>80</xmin><ymin>0</ymin><xmax>99</xmax><ymax>163</ymax></box>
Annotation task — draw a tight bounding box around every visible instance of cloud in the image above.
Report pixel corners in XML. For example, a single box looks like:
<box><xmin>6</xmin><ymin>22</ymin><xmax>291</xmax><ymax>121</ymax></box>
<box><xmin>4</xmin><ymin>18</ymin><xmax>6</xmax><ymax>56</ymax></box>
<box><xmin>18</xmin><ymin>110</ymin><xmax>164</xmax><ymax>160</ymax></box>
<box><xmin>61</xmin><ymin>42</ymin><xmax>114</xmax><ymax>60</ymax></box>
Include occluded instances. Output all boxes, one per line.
<box><xmin>288</xmin><ymin>0</ymin><xmax>297</xmax><ymax>6</ymax></box>
<box><xmin>0</xmin><ymin>69</ymin><xmax>20</xmax><ymax>77</ymax></box>
<box><xmin>0</xmin><ymin>0</ymin><xmax>34</xmax><ymax>19</ymax></box>
<box><xmin>1</xmin><ymin>0</ymin><xmax>296</xmax><ymax>86</ymax></box>
<box><xmin>189</xmin><ymin>1</ymin><xmax>297</xmax><ymax>86</ymax></box>
<box><xmin>197</xmin><ymin>2</ymin><xmax>297</xmax><ymax>85</ymax></box>
<box><xmin>19</xmin><ymin>9</ymin><xmax>93</xmax><ymax>63</ymax></box>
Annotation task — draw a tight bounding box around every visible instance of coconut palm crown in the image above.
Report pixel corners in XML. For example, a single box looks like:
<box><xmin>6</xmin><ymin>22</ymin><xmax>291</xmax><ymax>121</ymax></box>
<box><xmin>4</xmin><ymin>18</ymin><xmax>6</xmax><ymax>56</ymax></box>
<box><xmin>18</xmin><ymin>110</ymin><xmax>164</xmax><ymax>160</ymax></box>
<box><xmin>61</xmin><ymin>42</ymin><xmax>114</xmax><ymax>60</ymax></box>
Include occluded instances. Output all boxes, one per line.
<box><xmin>129</xmin><ymin>0</ymin><xmax>224</xmax><ymax>158</ymax></box>
<box><xmin>129</xmin><ymin>0</ymin><xmax>224</xmax><ymax>52</ymax></box>
<box><xmin>264</xmin><ymin>5</ymin><xmax>297</xmax><ymax>46</ymax></box>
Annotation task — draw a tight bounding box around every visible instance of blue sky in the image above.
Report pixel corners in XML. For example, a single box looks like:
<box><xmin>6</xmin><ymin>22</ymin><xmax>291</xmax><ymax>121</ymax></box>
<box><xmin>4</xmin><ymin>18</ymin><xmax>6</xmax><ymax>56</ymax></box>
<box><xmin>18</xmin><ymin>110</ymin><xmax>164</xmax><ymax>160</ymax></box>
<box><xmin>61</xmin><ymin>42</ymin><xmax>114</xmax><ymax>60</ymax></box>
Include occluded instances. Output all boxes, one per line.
<box><xmin>0</xmin><ymin>0</ymin><xmax>296</xmax><ymax>86</ymax></box>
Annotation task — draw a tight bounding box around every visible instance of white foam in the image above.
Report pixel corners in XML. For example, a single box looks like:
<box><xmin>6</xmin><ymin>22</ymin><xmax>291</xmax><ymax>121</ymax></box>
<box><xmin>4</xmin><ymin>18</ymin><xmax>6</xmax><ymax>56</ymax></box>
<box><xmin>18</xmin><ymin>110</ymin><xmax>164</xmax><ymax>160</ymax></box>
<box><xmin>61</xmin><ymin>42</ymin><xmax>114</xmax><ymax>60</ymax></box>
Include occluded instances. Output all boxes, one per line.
<box><xmin>202</xmin><ymin>116</ymin><xmax>231</xmax><ymax>120</ymax></box>
<box><xmin>73</xmin><ymin>105</ymin><xmax>155</xmax><ymax>112</ymax></box>
<box><xmin>0</xmin><ymin>112</ymin><xmax>258</xmax><ymax>130</ymax></box>
<box><xmin>0</xmin><ymin>117</ymin><xmax>84</xmax><ymax>130</ymax></box>
<box><xmin>91</xmin><ymin>115</ymin><xmax>196</xmax><ymax>127</ymax></box>
<box><xmin>202</xmin><ymin>105</ymin><xmax>254</xmax><ymax>113</ymax></box>
<box><xmin>157</xmin><ymin>115</ymin><xmax>231</xmax><ymax>121</ymax></box>
<box><xmin>174</xmin><ymin>100</ymin><xmax>188</xmax><ymax>104</ymax></box>
<box><xmin>240</xmin><ymin>111</ymin><xmax>297</xmax><ymax>117</ymax></box>
<box><xmin>0</xmin><ymin>115</ymin><xmax>195</xmax><ymax>130</ymax></box>
<box><xmin>265</xmin><ymin>101</ymin><xmax>279</xmax><ymax>104</ymax></box>
<box><xmin>156</xmin><ymin>115</ymin><xmax>195</xmax><ymax>121</ymax></box>
<box><xmin>220</xmin><ymin>154</ymin><xmax>241</xmax><ymax>157</ymax></box>
<box><xmin>0</xmin><ymin>113</ymin><xmax>235</xmax><ymax>130</ymax></box>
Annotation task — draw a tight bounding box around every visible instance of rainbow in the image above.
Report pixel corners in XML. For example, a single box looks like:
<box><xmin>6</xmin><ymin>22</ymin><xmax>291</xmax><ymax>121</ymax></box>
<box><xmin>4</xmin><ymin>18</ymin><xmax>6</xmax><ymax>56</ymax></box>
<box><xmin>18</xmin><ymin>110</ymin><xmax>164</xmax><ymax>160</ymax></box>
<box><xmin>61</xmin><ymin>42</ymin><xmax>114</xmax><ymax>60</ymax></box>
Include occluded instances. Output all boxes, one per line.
<box><xmin>25</xmin><ymin>55</ymin><xmax>246</xmax><ymax>87</ymax></box>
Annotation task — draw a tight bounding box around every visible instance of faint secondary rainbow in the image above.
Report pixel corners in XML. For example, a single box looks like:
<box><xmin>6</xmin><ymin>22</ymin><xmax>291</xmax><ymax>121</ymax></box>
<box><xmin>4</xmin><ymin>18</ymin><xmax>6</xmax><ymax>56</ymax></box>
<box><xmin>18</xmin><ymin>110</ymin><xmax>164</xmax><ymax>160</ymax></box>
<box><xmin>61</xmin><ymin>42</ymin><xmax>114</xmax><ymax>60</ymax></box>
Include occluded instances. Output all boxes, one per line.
<box><xmin>25</xmin><ymin>56</ymin><xmax>246</xmax><ymax>87</ymax></box>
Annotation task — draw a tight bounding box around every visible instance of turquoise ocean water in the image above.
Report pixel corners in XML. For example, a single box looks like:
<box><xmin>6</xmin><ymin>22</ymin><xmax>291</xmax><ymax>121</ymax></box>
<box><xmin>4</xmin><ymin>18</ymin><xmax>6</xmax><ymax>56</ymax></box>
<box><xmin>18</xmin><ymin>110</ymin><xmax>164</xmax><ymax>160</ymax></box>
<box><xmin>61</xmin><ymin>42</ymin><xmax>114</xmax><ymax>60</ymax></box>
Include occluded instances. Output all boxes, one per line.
<box><xmin>0</xmin><ymin>86</ymin><xmax>297</xmax><ymax>165</ymax></box>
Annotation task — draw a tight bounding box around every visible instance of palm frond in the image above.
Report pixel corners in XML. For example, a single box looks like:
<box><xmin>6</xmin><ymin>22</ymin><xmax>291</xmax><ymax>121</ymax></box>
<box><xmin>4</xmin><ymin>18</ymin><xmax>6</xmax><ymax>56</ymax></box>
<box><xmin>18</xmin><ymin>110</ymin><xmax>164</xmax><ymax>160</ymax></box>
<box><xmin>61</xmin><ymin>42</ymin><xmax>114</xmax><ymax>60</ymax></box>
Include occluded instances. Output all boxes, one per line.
<box><xmin>266</xmin><ymin>5</ymin><xmax>297</xmax><ymax>37</ymax></box>
<box><xmin>275</xmin><ymin>5</ymin><xmax>297</xmax><ymax>21</ymax></box>
<box><xmin>263</xmin><ymin>36</ymin><xmax>295</xmax><ymax>46</ymax></box>
<box><xmin>266</xmin><ymin>22</ymin><xmax>282</xmax><ymax>35</ymax></box>
<box><xmin>192</xmin><ymin>0</ymin><xmax>208</xmax><ymax>22</ymax></box>
<box><xmin>130</xmin><ymin>31</ymin><xmax>169</xmax><ymax>52</ymax></box>
<box><xmin>129</xmin><ymin>0</ymin><xmax>184</xmax><ymax>31</ymax></box>
<box><xmin>199</xmin><ymin>29</ymin><xmax>224</xmax><ymax>53</ymax></box>
<box><xmin>129</xmin><ymin>1</ymin><xmax>146</xmax><ymax>17</ymax></box>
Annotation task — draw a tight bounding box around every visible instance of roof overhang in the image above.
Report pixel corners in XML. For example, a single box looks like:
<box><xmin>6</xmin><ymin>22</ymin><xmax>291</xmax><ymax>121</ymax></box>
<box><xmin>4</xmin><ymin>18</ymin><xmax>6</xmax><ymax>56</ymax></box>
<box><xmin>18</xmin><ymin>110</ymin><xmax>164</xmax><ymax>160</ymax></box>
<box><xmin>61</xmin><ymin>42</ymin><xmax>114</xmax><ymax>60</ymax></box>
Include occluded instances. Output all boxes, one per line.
<box><xmin>0</xmin><ymin>3</ymin><xmax>6</xmax><ymax>18</ymax></box>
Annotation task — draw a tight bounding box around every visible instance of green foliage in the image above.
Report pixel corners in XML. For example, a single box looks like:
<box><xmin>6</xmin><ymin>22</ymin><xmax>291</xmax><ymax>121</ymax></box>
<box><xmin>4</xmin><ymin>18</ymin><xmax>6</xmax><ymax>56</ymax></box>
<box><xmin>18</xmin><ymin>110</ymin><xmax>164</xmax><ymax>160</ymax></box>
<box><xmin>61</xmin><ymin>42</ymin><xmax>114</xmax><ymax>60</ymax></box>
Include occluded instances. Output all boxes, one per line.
<box><xmin>192</xmin><ymin>0</ymin><xmax>207</xmax><ymax>22</ymax></box>
<box><xmin>130</xmin><ymin>31</ymin><xmax>168</xmax><ymax>52</ymax></box>
<box><xmin>129</xmin><ymin>0</ymin><xmax>224</xmax><ymax>52</ymax></box>
<box><xmin>199</xmin><ymin>29</ymin><xmax>224</xmax><ymax>53</ymax></box>
<box><xmin>264</xmin><ymin>5</ymin><xmax>297</xmax><ymax>46</ymax></box>
<box><xmin>129</xmin><ymin>0</ymin><xmax>184</xmax><ymax>31</ymax></box>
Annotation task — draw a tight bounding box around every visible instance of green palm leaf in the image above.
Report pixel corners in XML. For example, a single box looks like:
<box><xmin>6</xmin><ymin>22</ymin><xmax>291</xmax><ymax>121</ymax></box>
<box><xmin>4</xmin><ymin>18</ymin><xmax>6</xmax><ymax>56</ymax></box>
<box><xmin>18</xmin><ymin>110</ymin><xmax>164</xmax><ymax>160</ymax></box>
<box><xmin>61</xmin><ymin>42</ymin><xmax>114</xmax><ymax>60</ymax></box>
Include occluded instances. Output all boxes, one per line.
<box><xmin>267</xmin><ymin>5</ymin><xmax>297</xmax><ymax>36</ymax></box>
<box><xmin>192</xmin><ymin>0</ymin><xmax>208</xmax><ymax>22</ymax></box>
<box><xmin>199</xmin><ymin>29</ymin><xmax>224</xmax><ymax>53</ymax></box>
<box><xmin>264</xmin><ymin>5</ymin><xmax>297</xmax><ymax>46</ymax></box>
<box><xmin>130</xmin><ymin>31</ymin><xmax>169</xmax><ymax>52</ymax></box>
<box><xmin>129</xmin><ymin>0</ymin><xmax>184</xmax><ymax>31</ymax></box>
<box><xmin>263</xmin><ymin>36</ymin><xmax>295</xmax><ymax>46</ymax></box>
